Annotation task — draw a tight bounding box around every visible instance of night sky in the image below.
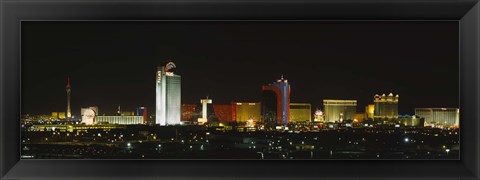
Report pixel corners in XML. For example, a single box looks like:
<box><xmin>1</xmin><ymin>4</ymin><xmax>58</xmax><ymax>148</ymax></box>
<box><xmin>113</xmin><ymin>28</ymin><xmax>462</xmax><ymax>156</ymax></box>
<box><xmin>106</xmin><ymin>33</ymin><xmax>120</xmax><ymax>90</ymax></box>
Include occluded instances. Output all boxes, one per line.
<box><xmin>21</xmin><ymin>21</ymin><xmax>459</xmax><ymax>116</ymax></box>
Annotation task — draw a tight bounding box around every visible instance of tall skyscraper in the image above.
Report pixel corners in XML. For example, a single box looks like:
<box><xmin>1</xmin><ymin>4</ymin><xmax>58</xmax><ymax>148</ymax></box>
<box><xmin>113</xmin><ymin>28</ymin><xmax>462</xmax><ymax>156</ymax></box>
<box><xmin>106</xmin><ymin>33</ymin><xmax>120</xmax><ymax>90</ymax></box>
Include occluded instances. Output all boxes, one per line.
<box><xmin>373</xmin><ymin>93</ymin><xmax>399</xmax><ymax>120</ymax></box>
<box><xmin>262</xmin><ymin>76</ymin><xmax>290</xmax><ymax>126</ymax></box>
<box><xmin>156</xmin><ymin>62</ymin><xmax>181</xmax><ymax>126</ymax></box>
<box><xmin>66</xmin><ymin>76</ymin><xmax>71</xmax><ymax>118</ymax></box>
<box><xmin>323</xmin><ymin>100</ymin><xmax>357</xmax><ymax>122</ymax></box>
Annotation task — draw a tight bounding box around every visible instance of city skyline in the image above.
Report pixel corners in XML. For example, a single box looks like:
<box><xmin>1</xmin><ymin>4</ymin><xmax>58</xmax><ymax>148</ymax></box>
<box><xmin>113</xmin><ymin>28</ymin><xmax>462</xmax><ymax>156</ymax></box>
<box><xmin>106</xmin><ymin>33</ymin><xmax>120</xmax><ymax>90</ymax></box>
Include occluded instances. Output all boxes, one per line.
<box><xmin>21</xmin><ymin>21</ymin><xmax>459</xmax><ymax>115</ymax></box>
<box><xmin>20</xmin><ymin>21</ymin><xmax>460</xmax><ymax>160</ymax></box>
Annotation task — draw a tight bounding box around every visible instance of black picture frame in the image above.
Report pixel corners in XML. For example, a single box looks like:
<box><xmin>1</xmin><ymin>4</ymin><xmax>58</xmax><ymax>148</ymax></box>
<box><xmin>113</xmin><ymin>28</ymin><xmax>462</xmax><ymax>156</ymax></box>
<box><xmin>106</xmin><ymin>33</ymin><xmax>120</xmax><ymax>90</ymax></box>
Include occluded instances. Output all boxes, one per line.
<box><xmin>1</xmin><ymin>0</ymin><xmax>479</xmax><ymax>179</ymax></box>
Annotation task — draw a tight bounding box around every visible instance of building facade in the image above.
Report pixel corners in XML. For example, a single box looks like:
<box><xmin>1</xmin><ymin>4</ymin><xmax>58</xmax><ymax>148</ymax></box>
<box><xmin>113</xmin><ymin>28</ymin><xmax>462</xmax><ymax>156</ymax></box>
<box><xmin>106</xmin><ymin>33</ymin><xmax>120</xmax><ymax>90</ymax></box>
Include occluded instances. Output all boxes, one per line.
<box><xmin>95</xmin><ymin>116</ymin><xmax>144</xmax><ymax>125</ymax></box>
<box><xmin>262</xmin><ymin>76</ymin><xmax>290</xmax><ymax>126</ymax></box>
<box><xmin>181</xmin><ymin>104</ymin><xmax>197</xmax><ymax>122</ymax></box>
<box><xmin>213</xmin><ymin>104</ymin><xmax>235</xmax><ymax>123</ymax></box>
<box><xmin>397</xmin><ymin>115</ymin><xmax>425</xmax><ymax>127</ymax></box>
<box><xmin>374</xmin><ymin>93</ymin><xmax>399</xmax><ymax>120</ymax></box>
<box><xmin>415</xmin><ymin>108</ymin><xmax>459</xmax><ymax>128</ymax></box>
<box><xmin>233</xmin><ymin>102</ymin><xmax>262</xmax><ymax>123</ymax></box>
<box><xmin>323</xmin><ymin>100</ymin><xmax>357</xmax><ymax>122</ymax></box>
<box><xmin>135</xmin><ymin>107</ymin><xmax>148</xmax><ymax>124</ymax></box>
<box><xmin>156</xmin><ymin>62</ymin><xmax>181</xmax><ymax>126</ymax></box>
<box><xmin>365</xmin><ymin>104</ymin><xmax>374</xmax><ymax>119</ymax></box>
<box><xmin>353</xmin><ymin>113</ymin><xmax>366</xmax><ymax>122</ymax></box>
<box><xmin>289</xmin><ymin>103</ymin><xmax>311</xmax><ymax>122</ymax></box>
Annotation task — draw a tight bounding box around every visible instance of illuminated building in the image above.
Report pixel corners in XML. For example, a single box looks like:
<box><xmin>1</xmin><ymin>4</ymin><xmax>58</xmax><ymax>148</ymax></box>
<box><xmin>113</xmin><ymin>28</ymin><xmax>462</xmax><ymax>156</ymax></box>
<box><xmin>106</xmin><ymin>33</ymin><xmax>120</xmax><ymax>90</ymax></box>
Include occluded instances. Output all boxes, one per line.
<box><xmin>156</xmin><ymin>62</ymin><xmax>181</xmax><ymax>126</ymax></box>
<box><xmin>313</xmin><ymin>110</ymin><xmax>324</xmax><ymax>122</ymax></box>
<box><xmin>81</xmin><ymin>108</ymin><xmax>96</xmax><ymax>125</ymax></box>
<box><xmin>135</xmin><ymin>107</ymin><xmax>148</xmax><ymax>124</ymax></box>
<box><xmin>397</xmin><ymin>115</ymin><xmax>424</xmax><ymax>127</ymax></box>
<box><xmin>213</xmin><ymin>104</ymin><xmax>234</xmax><ymax>122</ymax></box>
<box><xmin>198</xmin><ymin>98</ymin><xmax>212</xmax><ymax>125</ymax></box>
<box><xmin>51</xmin><ymin>112</ymin><xmax>58</xmax><ymax>119</ymax></box>
<box><xmin>262</xmin><ymin>76</ymin><xmax>290</xmax><ymax>126</ymax></box>
<box><xmin>81</xmin><ymin>107</ymin><xmax>99</xmax><ymax>116</ymax></box>
<box><xmin>121</xmin><ymin>111</ymin><xmax>135</xmax><ymax>116</ymax></box>
<box><xmin>51</xmin><ymin>112</ymin><xmax>66</xmax><ymax>119</ymax></box>
<box><xmin>245</xmin><ymin>117</ymin><xmax>256</xmax><ymax>127</ymax></box>
<box><xmin>323</xmin><ymin>100</ymin><xmax>357</xmax><ymax>122</ymax></box>
<box><xmin>58</xmin><ymin>112</ymin><xmax>66</xmax><ymax>119</ymax></box>
<box><xmin>353</xmin><ymin>113</ymin><xmax>366</xmax><ymax>123</ymax></box>
<box><xmin>28</xmin><ymin>124</ymin><xmax>126</xmax><ymax>133</ymax></box>
<box><xmin>192</xmin><ymin>102</ymin><xmax>219</xmax><ymax>124</ymax></box>
<box><xmin>289</xmin><ymin>103</ymin><xmax>311</xmax><ymax>122</ymax></box>
<box><xmin>95</xmin><ymin>116</ymin><xmax>144</xmax><ymax>125</ymax></box>
<box><xmin>374</xmin><ymin>93</ymin><xmax>399</xmax><ymax>120</ymax></box>
<box><xmin>415</xmin><ymin>108</ymin><xmax>459</xmax><ymax>128</ymax></box>
<box><xmin>365</xmin><ymin>104</ymin><xmax>374</xmax><ymax>119</ymax></box>
<box><xmin>66</xmin><ymin>76</ymin><xmax>72</xmax><ymax>118</ymax></box>
<box><xmin>181</xmin><ymin>104</ymin><xmax>197</xmax><ymax>122</ymax></box>
<box><xmin>232</xmin><ymin>102</ymin><xmax>261</xmax><ymax>123</ymax></box>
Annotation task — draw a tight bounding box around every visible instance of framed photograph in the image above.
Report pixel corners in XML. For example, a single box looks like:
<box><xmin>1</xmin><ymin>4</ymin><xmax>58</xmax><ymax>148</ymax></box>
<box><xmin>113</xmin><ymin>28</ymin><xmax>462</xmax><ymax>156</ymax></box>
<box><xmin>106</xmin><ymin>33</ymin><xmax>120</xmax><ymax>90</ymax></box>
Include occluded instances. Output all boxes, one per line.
<box><xmin>1</xmin><ymin>0</ymin><xmax>479</xmax><ymax>179</ymax></box>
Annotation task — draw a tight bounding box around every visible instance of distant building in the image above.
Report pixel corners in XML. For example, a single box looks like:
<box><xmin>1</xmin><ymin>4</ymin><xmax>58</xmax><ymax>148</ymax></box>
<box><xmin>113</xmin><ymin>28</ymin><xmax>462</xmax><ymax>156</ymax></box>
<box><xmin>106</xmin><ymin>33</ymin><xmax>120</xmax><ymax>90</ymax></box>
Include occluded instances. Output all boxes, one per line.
<box><xmin>51</xmin><ymin>112</ymin><xmax>58</xmax><ymax>119</ymax></box>
<box><xmin>81</xmin><ymin>107</ymin><xmax>99</xmax><ymax>116</ymax></box>
<box><xmin>181</xmin><ymin>104</ymin><xmax>197</xmax><ymax>122</ymax></box>
<box><xmin>213</xmin><ymin>104</ymin><xmax>235</xmax><ymax>123</ymax></box>
<box><xmin>374</xmin><ymin>93</ymin><xmax>399</xmax><ymax>120</ymax></box>
<box><xmin>198</xmin><ymin>98</ymin><xmax>213</xmax><ymax>125</ymax></box>
<box><xmin>121</xmin><ymin>111</ymin><xmax>135</xmax><ymax>116</ymax></box>
<box><xmin>51</xmin><ymin>112</ymin><xmax>66</xmax><ymax>119</ymax></box>
<box><xmin>135</xmin><ymin>107</ymin><xmax>148</xmax><ymax>124</ymax></box>
<box><xmin>323</xmin><ymin>100</ymin><xmax>357</xmax><ymax>122</ymax></box>
<box><xmin>353</xmin><ymin>113</ymin><xmax>366</xmax><ymax>122</ymax></box>
<box><xmin>397</xmin><ymin>115</ymin><xmax>424</xmax><ymax>127</ymax></box>
<box><xmin>95</xmin><ymin>116</ymin><xmax>144</xmax><ymax>125</ymax></box>
<box><xmin>415</xmin><ymin>108</ymin><xmax>459</xmax><ymax>128</ymax></box>
<box><xmin>81</xmin><ymin>108</ymin><xmax>96</xmax><ymax>125</ymax></box>
<box><xmin>156</xmin><ymin>62</ymin><xmax>181</xmax><ymax>126</ymax></box>
<box><xmin>289</xmin><ymin>103</ymin><xmax>311</xmax><ymax>122</ymax></box>
<box><xmin>313</xmin><ymin>110</ymin><xmax>324</xmax><ymax>122</ymax></box>
<box><xmin>262</xmin><ymin>76</ymin><xmax>290</xmax><ymax>126</ymax></box>
<box><xmin>58</xmin><ymin>112</ymin><xmax>66</xmax><ymax>119</ymax></box>
<box><xmin>28</xmin><ymin>124</ymin><xmax>126</xmax><ymax>133</ymax></box>
<box><xmin>192</xmin><ymin>102</ymin><xmax>218</xmax><ymax>124</ymax></box>
<box><xmin>233</xmin><ymin>102</ymin><xmax>262</xmax><ymax>123</ymax></box>
<box><xmin>365</xmin><ymin>104</ymin><xmax>375</xmax><ymax>119</ymax></box>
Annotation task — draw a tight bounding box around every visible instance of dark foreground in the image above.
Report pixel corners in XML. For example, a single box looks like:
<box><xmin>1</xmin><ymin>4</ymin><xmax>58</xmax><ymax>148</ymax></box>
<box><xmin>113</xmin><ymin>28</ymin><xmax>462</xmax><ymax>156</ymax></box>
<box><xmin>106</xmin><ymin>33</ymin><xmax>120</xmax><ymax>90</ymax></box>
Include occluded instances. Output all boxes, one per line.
<box><xmin>21</xmin><ymin>125</ymin><xmax>460</xmax><ymax>159</ymax></box>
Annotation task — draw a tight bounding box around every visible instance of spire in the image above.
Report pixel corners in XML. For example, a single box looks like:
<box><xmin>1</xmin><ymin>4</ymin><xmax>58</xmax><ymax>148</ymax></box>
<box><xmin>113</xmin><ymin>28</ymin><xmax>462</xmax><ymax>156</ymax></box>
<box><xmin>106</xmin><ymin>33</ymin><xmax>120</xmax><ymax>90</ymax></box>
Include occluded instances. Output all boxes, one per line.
<box><xmin>281</xmin><ymin>74</ymin><xmax>284</xmax><ymax>80</ymax></box>
<box><xmin>67</xmin><ymin>76</ymin><xmax>71</xmax><ymax>87</ymax></box>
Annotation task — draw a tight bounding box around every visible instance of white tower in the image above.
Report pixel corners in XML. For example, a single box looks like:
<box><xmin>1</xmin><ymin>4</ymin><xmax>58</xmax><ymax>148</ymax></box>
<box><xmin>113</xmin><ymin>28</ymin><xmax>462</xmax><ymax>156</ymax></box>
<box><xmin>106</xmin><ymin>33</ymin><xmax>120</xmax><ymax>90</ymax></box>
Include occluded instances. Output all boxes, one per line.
<box><xmin>156</xmin><ymin>62</ymin><xmax>181</xmax><ymax>126</ymax></box>
<box><xmin>66</xmin><ymin>76</ymin><xmax>71</xmax><ymax>118</ymax></box>
<box><xmin>198</xmin><ymin>97</ymin><xmax>212</xmax><ymax>125</ymax></box>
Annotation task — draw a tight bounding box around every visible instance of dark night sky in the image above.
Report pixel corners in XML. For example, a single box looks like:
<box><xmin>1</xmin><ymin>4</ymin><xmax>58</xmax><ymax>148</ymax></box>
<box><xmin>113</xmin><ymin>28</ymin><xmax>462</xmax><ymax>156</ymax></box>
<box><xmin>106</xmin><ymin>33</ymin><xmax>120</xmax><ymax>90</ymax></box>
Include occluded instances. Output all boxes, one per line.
<box><xmin>21</xmin><ymin>21</ymin><xmax>459</xmax><ymax>116</ymax></box>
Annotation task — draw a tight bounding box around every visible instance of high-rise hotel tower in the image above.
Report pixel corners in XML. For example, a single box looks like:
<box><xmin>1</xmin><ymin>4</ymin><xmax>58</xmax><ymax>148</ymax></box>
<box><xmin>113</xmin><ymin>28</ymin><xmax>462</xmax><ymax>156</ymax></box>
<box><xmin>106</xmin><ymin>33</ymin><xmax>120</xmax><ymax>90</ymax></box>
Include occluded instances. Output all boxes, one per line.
<box><xmin>374</xmin><ymin>93</ymin><xmax>399</xmax><ymax>120</ymax></box>
<box><xmin>156</xmin><ymin>62</ymin><xmax>181</xmax><ymax>126</ymax></box>
<box><xmin>66</xmin><ymin>76</ymin><xmax>72</xmax><ymax>118</ymax></box>
<box><xmin>262</xmin><ymin>76</ymin><xmax>291</xmax><ymax>126</ymax></box>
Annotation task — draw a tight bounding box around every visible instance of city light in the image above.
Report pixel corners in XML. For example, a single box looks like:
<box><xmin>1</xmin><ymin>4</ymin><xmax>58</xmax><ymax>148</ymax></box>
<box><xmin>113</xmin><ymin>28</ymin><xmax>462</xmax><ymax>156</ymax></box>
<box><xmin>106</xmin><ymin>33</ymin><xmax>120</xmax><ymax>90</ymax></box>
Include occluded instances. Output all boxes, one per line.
<box><xmin>20</xmin><ymin>63</ymin><xmax>460</xmax><ymax>160</ymax></box>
